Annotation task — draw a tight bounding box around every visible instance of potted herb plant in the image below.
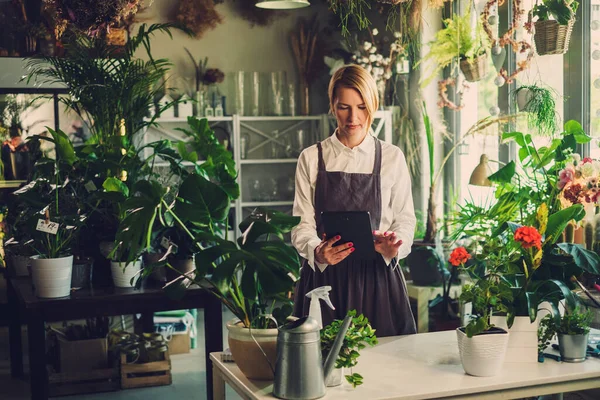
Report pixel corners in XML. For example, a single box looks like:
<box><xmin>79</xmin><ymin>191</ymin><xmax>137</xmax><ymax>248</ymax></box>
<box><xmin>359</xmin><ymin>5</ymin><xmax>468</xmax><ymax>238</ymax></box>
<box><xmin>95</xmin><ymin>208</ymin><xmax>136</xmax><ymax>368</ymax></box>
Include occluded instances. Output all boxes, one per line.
<box><xmin>532</xmin><ymin>0</ymin><xmax>579</xmax><ymax>55</ymax></box>
<box><xmin>513</xmin><ymin>84</ymin><xmax>558</xmax><ymax>135</ymax></box>
<box><xmin>418</xmin><ymin>11</ymin><xmax>490</xmax><ymax>86</ymax></box>
<box><xmin>538</xmin><ymin>305</ymin><xmax>592</xmax><ymax>363</ymax></box>
<box><xmin>320</xmin><ymin>310</ymin><xmax>377</xmax><ymax>388</ymax></box>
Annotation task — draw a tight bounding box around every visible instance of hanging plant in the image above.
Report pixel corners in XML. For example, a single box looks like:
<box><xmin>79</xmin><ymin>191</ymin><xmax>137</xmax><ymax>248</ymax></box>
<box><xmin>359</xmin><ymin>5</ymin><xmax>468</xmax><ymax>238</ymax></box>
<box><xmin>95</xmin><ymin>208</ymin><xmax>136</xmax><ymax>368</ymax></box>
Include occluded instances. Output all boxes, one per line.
<box><xmin>173</xmin><ymin>0</ymin><xmax>223</xmax><ymax>39</ymax></box>
<box><xmin>513</xmin><ymin>84</ymin><xmax>558</xmax><ymax>135</ymax></box>
<box><xmin>328</xmin><ymin>0</ymin><xmax>416</xmax><ymax>37</ymax></box>
<box><xmin>481</xmin><ymin>0</ymin><xmax>533</xmax><ymax>84</ymax></box>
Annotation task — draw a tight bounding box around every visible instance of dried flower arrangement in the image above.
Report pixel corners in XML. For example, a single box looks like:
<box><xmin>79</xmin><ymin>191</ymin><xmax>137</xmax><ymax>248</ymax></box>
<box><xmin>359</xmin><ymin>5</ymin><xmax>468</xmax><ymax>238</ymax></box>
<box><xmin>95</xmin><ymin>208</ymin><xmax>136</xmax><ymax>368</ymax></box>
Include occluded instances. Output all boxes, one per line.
<box><xmin>174</xmin><ymin>0</ymin><xmax>223</xmax><ymax>39</ymax></box>
<box><xmin>44</xmin><ymin>0</ymin><xmax>142</xmax><ymax>37</ymax></box>
<box><xmin>203</xmin><ymin>68</ymin><xmax>225</xmax><ymax>85</ymax></box>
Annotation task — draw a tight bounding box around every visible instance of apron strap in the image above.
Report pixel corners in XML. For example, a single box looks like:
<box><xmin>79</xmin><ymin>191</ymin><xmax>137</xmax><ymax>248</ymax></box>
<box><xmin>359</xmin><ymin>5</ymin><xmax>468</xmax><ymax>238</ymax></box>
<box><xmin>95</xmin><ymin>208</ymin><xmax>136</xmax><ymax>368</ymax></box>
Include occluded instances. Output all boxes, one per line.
<box><xmin>316</xmin><ymin>141</ymin><xmax>326</xmax><ymax>172</ymax></box>
<box><xmin>373</xmin><ymin>138</ymin><xmax>382</xmax><ymax>175</ymax></box>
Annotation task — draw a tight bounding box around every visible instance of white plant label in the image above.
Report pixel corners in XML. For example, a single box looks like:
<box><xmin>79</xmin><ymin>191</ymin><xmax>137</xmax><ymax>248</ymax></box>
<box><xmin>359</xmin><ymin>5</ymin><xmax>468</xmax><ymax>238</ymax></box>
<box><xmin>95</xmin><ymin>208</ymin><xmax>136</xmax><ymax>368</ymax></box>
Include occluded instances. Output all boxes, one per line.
<box><xmin>36</xmin><ymin>219</ymin><xmax>59</xmax><ymax>235</ymax></box>
<box><xmin>161</xmin><ymin>237</ymin><xmax>178</xmax><ymax>251</ymax></box>
<box><xmin>84</xmin><ymin>180</ymin><xmax>98</xmax><ymax>192</ymax></box>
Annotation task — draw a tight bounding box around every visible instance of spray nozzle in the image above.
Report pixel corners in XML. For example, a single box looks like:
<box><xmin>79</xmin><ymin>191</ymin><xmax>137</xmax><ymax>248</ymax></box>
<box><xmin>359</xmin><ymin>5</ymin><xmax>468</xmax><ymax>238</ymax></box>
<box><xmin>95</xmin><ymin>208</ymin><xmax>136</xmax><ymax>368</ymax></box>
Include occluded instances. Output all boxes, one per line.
<box><xmin>306</xmin><ymin>285</ymin><xmax>334</xmax><ymax>329</ymax></box>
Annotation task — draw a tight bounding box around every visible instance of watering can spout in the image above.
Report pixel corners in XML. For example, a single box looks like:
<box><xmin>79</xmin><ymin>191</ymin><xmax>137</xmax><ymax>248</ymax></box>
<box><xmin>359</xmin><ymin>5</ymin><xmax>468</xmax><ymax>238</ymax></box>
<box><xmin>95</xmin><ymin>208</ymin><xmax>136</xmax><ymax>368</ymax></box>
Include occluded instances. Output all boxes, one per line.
<box><xmin>323</xmin><ymin>314</ymin><xmax>353</xmax><ymax>382</ymax></box>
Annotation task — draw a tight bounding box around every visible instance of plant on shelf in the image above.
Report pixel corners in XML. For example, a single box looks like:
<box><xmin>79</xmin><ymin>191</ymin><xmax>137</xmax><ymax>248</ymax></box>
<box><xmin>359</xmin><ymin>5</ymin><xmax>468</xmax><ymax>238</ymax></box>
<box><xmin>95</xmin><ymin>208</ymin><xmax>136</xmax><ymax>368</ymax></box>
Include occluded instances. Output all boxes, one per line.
<box><xmin>321</xmin><ymin>310</ymin><xmax>378</xmax><ymax>388</ymax></box>
<box><xmin>513</xmin><ymin>84</ymin><xmax>558</xmax><ymax>135</ymax></box>
<box><xmin>418</xmin><ymin>11</ymin><xmax>490</xmax><ymax>87</ymax></box>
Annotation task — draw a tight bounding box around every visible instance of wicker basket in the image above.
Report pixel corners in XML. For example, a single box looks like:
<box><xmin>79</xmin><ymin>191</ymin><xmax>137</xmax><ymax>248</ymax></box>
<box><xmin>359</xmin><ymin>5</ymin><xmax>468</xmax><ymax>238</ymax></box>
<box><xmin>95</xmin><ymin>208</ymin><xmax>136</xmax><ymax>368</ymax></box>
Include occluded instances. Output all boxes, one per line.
<box><xmin>459</xmin><ymin>53</ymin><xmax>488</xmax><ymax>83</ymax></box>
<box><xmin>533</xmin><ymin>19</ymin><xmax>575</xmax><ymax>56</ymax></box>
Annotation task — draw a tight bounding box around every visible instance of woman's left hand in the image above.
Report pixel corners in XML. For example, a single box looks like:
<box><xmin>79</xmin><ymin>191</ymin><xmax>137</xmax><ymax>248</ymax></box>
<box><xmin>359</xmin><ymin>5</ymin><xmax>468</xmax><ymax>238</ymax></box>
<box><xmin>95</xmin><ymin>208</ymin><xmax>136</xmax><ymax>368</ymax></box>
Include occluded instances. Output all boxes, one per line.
<box><xmin>373</xmin><ymin>231</ymin><xmax>402</xmax><ymax>259</ymax></box>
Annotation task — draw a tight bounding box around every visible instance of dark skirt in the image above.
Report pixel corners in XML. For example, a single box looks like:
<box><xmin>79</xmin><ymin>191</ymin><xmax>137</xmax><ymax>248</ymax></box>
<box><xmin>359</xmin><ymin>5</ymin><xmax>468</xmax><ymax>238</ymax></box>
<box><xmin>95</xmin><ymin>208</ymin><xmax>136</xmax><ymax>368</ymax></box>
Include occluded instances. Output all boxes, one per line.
<box><xmin>293</xmin><ymin>257</ymin><xmax>417</xmax><ymax>337</ymax></box>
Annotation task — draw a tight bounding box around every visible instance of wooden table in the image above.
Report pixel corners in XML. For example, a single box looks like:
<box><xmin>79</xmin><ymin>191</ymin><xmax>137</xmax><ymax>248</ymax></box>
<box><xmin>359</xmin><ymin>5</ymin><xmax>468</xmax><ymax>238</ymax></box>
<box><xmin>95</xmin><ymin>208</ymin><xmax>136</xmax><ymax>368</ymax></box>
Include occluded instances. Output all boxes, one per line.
<box><xmin>405</xmin><ymin>281</ymin><xmax>463</xmax><ymax>333</ymax></box>
<box><xmin>210</xmin><ymin>331</ymin><xmax>600</xmax><ymax>400</ymax></box>
<box><xmin>7</xmin><ymin>277</ymin><xmax>223</xmax><ymax>400</ymax></box>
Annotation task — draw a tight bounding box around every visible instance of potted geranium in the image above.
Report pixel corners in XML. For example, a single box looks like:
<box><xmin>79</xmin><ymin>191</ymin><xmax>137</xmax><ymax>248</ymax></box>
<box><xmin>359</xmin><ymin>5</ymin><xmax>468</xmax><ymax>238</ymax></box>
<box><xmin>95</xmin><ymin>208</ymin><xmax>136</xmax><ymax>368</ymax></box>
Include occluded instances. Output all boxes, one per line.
<box><xmin>320</xmin><ymin>310</ymin><xmax>378</xmax><ymax>388</ymax></box>
<box><xmin>456</xmin><ymin>247</ymin><xmax>513</xmax><ymax>377</ymax></box>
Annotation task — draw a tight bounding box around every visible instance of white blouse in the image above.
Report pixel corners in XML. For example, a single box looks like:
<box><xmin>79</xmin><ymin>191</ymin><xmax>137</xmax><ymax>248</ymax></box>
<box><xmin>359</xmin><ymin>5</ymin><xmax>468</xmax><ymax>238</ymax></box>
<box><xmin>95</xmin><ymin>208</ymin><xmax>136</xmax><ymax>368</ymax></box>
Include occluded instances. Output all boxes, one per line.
<box><xmin>291</xmin><ymin>133</ymin><xmax>416</xmax><ymax>272</ymax></box>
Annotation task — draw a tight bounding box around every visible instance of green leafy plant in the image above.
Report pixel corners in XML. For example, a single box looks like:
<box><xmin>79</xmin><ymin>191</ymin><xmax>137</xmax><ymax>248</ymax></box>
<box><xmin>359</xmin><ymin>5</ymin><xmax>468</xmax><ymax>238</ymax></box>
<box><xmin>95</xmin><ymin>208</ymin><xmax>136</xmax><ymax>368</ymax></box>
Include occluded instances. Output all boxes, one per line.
<box><xmin>538</xmin><ymin>306</ymin><xmax>592</xmax><ymax>353</ymax></box>
<box><xmin>418</xmin><ymin>11</ymin><xmax>490</xmax><ymax>87</ymax></box>
<box><xmin>513</xmin><ymin>85</ymin><xmax>558</xmax><ymax>135</ymax></box>
<box><xmin>321</xmin><ymin>310</ymin><xmax>378</xmax><ymax>388</ymax></box>
<box><xmin>532</xmin><ymin>0</ymin><xmax>579</xmax><ymax>25</ymax></box>
<box><xmin>328</xmin><ymin>0</ymin><xmax>372</xmax><ymax>37</ymax></box>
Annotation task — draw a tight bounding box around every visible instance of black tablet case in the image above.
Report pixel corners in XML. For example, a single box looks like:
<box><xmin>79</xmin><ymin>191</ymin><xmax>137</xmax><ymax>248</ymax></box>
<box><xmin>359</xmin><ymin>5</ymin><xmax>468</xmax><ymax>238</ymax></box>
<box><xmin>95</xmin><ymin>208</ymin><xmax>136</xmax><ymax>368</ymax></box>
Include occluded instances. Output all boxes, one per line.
<box><xmin>321</xmin><ymin>211</ymin><xmax>378</xmax><ymax>262</ymax></box>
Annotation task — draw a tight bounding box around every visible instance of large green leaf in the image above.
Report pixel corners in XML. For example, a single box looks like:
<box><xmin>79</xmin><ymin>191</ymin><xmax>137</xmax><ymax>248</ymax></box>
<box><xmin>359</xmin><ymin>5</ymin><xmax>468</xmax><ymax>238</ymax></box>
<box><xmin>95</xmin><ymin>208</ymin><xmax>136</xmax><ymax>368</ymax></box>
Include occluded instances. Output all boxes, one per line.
<box><xmin>488</xmin><ymin>161</ymin><xmax>516</xmax><ymax>184</ymax></box>
<box><xmin>240</xmin><ymin>265</ymin><xmax>258</xmax><ymax>301</ymax></box>
<box><xmin>47</xmin><ymin>128</ymin><xmax>76</xmax><ymax>166</ymax></box>
<box><xmin>555</xmin><ymin>243</ymin><xmax>600</xmax><ymax>275</ymax></box>
<box><xmin>174</xmin><ymin>173</ymin><xmax>230</xmax><ymax>226</ymax></box>
<box><xmin>103</xmin><ymin>177</ymin><xmax>130</xmax><ymax>197</ymax></box>
<box><xmin>238</xmin><ymin>207</ymin><xmax>300</xmax><ymax>237</ymax></box>
<box><xmin>545</xmin><ymin>205</ymin><xmax>585</xmax><ymax>245</ymax></box>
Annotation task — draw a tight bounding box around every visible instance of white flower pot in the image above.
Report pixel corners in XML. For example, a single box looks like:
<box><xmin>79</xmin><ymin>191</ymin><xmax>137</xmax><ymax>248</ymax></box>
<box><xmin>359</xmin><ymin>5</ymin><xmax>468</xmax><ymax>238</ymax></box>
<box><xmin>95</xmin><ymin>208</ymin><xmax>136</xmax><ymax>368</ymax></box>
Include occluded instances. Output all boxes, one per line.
<box><xmin>111</xmin><ymin>260</ymin><xmax>142</xmax><ymax>288</ymax></box>
<box><xmin>30</xmin><ymin>255</ymin><xmax>73</xmax><ymax>298</ymax></box>
<box><xmin>325</xmin><ymin>366</ymin><xmax>343</xmax><ymax>387</ymax></box>
<box><xmin>516</xmin><ymin>88</ymin><xmax>534</xmax><ymax>112</ymax></box>
<box><xmin>490</xmin><ymin>315</ymin><xmax>539</xmax><ymax>363</ymax></box>
<box><xmin>456</xmin><ymin>327</ymin><xmax>509</xmax><ymax>377</ymax></box>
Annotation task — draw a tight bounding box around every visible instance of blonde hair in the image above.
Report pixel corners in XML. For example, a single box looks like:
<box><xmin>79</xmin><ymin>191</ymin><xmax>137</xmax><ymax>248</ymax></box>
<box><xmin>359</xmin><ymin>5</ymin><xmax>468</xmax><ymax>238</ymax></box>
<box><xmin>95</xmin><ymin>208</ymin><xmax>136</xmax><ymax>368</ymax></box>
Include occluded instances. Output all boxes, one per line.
<box><xmin>328</xmin><ymin>64</ymin><xmax>379</xmax><ymax>130</ymax></box>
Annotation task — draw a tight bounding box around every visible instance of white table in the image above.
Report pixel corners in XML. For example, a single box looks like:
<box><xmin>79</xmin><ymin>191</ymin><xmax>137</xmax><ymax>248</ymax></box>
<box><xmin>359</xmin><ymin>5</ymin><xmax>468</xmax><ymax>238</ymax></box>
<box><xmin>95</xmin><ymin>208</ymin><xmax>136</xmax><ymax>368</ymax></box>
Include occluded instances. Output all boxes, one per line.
<box><xmin>210</xmin><ymin>330</ymin><xmax>600</xmax><ymax>400</ymax></box>
<box><xmin>405</xmin><ymin>281</ymin><xmax>463</xmax><ymax>333</ymax></box>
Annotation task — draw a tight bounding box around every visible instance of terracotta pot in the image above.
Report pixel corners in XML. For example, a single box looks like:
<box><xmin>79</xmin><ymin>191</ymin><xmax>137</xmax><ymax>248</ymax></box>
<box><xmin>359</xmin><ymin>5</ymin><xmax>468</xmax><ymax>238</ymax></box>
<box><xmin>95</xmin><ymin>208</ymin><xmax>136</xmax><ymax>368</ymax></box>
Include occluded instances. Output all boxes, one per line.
<box><xmin>226</xmin><ymin>319</ymin><xmax>278</xmax><ymax>380</ymax></box>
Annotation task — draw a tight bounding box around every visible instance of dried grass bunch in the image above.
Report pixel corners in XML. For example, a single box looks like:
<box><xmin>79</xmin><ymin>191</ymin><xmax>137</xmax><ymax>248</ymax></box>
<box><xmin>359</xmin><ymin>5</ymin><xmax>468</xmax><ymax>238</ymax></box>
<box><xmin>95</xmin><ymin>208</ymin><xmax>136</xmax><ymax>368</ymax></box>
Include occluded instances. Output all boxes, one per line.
<box><xmin>174</xmin><ymin>0</ymin><xmax>223</xmax><ymax>39</ymax></box>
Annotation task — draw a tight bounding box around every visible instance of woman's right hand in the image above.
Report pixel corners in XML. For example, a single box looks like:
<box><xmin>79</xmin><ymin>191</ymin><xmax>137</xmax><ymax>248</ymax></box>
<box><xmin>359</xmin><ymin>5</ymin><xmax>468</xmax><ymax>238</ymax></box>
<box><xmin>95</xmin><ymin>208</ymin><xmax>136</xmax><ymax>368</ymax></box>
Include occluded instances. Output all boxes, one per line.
<box><xmin>314</xmin><ymin>234</ymin><xmax>354</xmax><ymax>266</ymax></box>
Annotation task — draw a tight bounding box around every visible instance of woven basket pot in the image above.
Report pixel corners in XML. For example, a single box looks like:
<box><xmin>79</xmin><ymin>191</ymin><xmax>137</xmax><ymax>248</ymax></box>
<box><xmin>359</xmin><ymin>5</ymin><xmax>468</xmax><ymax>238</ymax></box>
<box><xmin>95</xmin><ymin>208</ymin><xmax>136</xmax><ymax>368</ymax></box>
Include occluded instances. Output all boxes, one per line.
<box><xmin>533</xmin><ymin>19</ymin><xmax>575</xmax><ymax>56</ymax></box>
<box><xmin>459</xmin><ymin>53</ymin><xmax>488</xmax><ymax>83</ymax></box>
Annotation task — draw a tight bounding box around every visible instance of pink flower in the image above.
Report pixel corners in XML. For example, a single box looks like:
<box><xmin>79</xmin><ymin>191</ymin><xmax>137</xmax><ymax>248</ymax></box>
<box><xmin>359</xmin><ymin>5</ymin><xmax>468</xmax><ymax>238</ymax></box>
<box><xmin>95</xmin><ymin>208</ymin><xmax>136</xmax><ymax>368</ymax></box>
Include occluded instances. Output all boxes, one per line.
<box><xmin>558</xmin><ymin>167</ymin><xmax>575</xmax><ymax>189</ymax></box>
<box><xmin>583</xmin><ymin>157</ymin><xmax>593</xmax><ymax>164</ymax></box>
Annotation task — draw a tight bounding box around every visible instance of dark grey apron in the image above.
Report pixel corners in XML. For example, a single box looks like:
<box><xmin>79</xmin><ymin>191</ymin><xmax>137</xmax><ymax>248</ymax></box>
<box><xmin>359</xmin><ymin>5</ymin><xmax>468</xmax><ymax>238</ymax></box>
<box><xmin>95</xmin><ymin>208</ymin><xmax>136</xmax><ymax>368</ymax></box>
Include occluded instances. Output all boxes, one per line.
<box><xmin>293</xmin><ymin>138</ymin><xmax>416</xmax><ymax>337</ymax></box>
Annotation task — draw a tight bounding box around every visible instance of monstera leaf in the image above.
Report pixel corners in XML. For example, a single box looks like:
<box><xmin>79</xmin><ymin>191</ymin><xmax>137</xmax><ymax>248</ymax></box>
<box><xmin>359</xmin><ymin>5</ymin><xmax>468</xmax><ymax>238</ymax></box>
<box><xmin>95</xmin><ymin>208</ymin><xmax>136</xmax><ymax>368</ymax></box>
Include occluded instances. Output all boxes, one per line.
<box><xmin>174</xmin><ymin>173</ymin><xmax>230</xmax><ymax>229</ymax></box>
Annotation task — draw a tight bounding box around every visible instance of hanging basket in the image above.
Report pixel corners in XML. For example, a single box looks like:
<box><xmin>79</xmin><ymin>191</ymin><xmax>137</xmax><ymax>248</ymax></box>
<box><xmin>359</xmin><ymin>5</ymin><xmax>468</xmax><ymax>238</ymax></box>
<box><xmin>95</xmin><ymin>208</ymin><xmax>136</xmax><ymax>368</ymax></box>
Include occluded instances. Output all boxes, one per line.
<box><xmin>533</xmin><ymin>19</ymin><xmax>575</xmax><ymax>56</ymax></box>
<box><xmin>459</xmin><ymin>53</ymin><xmax>488</xmax><ymax>83</ymax></box>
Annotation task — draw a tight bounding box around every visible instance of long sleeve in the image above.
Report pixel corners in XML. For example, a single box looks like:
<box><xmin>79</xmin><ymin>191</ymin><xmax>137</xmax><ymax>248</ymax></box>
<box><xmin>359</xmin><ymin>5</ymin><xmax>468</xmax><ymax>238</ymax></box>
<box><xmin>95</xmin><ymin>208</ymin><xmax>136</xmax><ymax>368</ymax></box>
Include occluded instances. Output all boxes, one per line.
<box><xmin>385</xmin><ymin>149</ymin><xmax>416</xmax><ymax>264</ymax></box>
<box><xmin>291</xmin><ymin>149</ymin><xmax>327</xmax><ymax>272</ymax></box>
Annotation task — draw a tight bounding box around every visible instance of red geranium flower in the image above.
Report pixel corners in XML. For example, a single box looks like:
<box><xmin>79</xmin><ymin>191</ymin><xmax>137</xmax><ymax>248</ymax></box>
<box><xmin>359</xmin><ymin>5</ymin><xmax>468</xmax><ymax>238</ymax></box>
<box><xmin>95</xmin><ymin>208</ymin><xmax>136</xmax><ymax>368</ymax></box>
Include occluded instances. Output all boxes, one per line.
<box><xmin>449</xmin><ymin>247</ymin><xmax>471</xmax><ymax>267</ymax></box>
<box><xmin>514</xmin><ymin>226</ymin><xmax>542</xmax><ymax>250</ymax></box>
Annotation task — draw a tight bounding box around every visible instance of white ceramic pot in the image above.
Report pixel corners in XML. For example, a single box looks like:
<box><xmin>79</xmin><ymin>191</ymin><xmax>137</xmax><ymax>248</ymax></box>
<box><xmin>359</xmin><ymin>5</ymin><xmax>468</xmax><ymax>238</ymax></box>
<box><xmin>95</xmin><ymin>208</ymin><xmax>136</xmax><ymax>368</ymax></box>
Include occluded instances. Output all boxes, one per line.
<box><xmin>456</xmin><ymin>327</ymin><xmax>509</xmax><ymax>377</ymax></box>
<box><xmin>325</xmin><ymin>366</ymin><xmax>343</xmax><ymax>387</ymax></box>
<box><xmin>226</xmin><ymin>319</ymin><xmax>278</xmax><ymax>380</ymax></box>
<box><xmin>491</xmin><ymin>315</ymin><xmax>539</xmax><ymax>363</ymax></box>
<box><xmin>111</xmin><ymin>260</ymin><xmax>142</xmax><ymax>288</ymax></box>
<box><xmin>516</xmin><ymin>88</ymin><xmax>534</xmax><ymax>112</ymax></box>
<box><xmin>30</xmin><ymin>255</ymin><xmax>74</xmax><ymax>298</ymax></box>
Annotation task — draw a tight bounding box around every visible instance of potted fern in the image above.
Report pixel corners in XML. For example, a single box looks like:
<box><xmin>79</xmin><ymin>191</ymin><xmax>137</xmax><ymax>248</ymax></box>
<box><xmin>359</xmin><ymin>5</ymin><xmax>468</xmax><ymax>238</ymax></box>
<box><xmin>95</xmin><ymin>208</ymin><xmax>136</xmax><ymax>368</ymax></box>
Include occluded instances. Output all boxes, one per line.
<box><xmin>532</xmin><ymin>0</ymin><xmax>579</xmax><ymax>55</ymax></box>
<box><xmin>418</xmin><ymin>11</ymin><xmax>490</xmax><ymax>86</ymax></box>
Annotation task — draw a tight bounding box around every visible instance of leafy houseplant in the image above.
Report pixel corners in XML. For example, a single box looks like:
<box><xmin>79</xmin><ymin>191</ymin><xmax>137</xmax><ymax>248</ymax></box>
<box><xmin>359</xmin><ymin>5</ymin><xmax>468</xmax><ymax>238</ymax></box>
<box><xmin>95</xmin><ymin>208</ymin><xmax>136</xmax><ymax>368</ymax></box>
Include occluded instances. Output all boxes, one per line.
<box><xmin>513</xmin><ymin>84</ymin><xmax>558</xmax><ymax>135</ymax></box>
<box><xmin>321</xmin><ymin>310</ymin><xmax>378</xmax><ymax>388</ymax></box>
<box><xmin>532</xmin><ymin>0</ymin><xmax>579</xmax><ymax>25</ymax></box>
<box><xmin>418</xmin><ymin>11</ymin><xmax>490</xmax><ymax>86</ymax></box>
<box><xmin>531</xmin><ymin>0</ymin><xmax>579</xmax><ymax>55</ymax></box>
<box><xmin>538</xmin><ymin>305</ymin><xmax>592</xmax><ymax>362</ymax></box>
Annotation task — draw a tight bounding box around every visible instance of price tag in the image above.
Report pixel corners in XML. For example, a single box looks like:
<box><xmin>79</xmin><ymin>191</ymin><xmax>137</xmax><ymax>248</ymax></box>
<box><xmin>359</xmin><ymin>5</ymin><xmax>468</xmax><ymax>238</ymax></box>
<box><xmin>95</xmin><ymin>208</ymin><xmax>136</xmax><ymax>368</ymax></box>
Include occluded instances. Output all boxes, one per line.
<box><xmin>160</xmin><ymin>237</ymin><xmax>179</xmax><ymax>251</ymax></box>
<box><xmin>84</xmin><ymin>180</ymin><xmax>98</xmax><ymax>192</ymax></box>
<box><xmin>36</xmin><ymin>219</ymin><xmax>59</xmax><ymax>235</ymax></box>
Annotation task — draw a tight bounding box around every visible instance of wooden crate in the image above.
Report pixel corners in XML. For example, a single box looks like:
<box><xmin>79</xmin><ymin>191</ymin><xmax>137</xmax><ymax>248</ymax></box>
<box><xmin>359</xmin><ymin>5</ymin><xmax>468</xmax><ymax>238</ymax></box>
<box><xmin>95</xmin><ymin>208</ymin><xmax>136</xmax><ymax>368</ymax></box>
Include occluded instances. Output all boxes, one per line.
<box><xmin>48</xmin><ymin>366</ymin><xmax>120</xmax><ymax>397</ymax></box>
<box><xmin>120</xmin><ymin>351</ymin><xmax>172</xmax><ymax>389</ymax></box>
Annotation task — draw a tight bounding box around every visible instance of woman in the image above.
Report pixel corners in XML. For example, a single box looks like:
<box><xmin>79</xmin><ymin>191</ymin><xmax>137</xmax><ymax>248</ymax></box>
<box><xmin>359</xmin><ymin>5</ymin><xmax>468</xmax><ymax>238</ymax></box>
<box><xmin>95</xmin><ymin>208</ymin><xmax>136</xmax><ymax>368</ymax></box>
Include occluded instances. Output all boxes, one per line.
<box><xmin>292</xmin><ymin>64</ymin><xmax>417</xmax><ymax>336</ymax></box>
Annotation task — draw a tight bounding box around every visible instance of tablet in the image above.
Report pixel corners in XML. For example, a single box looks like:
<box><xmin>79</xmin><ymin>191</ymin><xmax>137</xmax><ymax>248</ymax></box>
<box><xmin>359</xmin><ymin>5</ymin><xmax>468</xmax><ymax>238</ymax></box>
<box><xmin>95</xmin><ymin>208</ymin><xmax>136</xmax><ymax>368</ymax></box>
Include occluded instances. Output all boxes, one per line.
<box><xmin>321</xmin><ymin>211</ymin><xmax>378</xmax><ymax>262</ymax></box>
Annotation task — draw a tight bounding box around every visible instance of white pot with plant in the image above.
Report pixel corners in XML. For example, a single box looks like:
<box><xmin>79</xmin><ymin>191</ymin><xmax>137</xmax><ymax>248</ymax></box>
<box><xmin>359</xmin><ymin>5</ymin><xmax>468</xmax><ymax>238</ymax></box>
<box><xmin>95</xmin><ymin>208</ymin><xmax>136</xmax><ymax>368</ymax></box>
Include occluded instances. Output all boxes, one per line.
<box><xmin>539</xmin><ymin>304</ymin><xmax>592</xmax><ymax>363</ymax></box>
<box><xmin>320</xmin><ymin>310</ymin><xmax>377</xmax><ymax>388</ymax></box>
<box><xmin>456</xmin><ymin>249</ymin><xmax>511</xmax><ymax>377</ymax></box>
<box><xmin>13</xmin><ymin>129</ymin><xmax>83</xmax><ymax>298</ymax></box>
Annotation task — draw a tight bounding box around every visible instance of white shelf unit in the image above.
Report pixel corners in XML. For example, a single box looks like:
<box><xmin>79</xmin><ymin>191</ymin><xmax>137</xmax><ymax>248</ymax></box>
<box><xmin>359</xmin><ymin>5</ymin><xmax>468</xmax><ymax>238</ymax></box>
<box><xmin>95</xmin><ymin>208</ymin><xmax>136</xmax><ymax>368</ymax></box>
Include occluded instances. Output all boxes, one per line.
<box><xmin>142</xmin><ymin>111</ymin><xmax>392</xmax><ymax>241</ymax></box>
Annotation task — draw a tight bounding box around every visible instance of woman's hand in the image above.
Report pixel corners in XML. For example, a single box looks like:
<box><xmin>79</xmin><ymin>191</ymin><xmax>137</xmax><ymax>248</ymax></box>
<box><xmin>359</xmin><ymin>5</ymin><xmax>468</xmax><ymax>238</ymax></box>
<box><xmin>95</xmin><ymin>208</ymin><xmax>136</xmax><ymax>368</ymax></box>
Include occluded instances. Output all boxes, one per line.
<box><xmin>314</xmin><ymin>234</ymin><xmax>354</xmax><ymax>266</ymax></box>
<box><xmin>373</xmin><ymin>230</ymin><xmax>402</xmax><ymax>260</ymax></box>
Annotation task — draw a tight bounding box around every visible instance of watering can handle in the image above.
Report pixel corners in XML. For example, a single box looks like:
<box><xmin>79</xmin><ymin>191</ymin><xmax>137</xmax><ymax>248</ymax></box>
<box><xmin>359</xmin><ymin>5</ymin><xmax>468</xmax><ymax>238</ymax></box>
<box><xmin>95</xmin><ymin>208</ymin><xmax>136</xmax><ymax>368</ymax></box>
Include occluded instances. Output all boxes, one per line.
<box><xmin>323</xmin><ymin>314</ymin><xmax>353</xmax><ymax>382</ymax></box>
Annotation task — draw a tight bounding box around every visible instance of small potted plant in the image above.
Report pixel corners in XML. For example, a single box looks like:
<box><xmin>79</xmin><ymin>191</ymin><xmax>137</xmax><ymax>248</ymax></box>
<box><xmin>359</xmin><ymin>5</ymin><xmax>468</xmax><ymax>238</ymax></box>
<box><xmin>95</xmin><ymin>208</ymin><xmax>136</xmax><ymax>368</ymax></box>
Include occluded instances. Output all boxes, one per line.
<box><xmin>456</xmin><ymin>247</ymin><xmax>513</xmax><ymax>377</ymax></box>
<box><xmin>320</xmin><ymin>310</ymin><xmax>378</xmax><ymax>388</ymax></box>
<box><xmin>538</xmin><ymin>305</ymin><xmax>592</xmax><ymax>363</ymax></box>
<box><xmin>531</xmin><ymin>0</ymin><xmax>579</xmax><ymax>55</ymax></box>
<box><xmin>513</xmin><ymin>84</ymin><xmax>558</xmax><ymax>135</ymax></box>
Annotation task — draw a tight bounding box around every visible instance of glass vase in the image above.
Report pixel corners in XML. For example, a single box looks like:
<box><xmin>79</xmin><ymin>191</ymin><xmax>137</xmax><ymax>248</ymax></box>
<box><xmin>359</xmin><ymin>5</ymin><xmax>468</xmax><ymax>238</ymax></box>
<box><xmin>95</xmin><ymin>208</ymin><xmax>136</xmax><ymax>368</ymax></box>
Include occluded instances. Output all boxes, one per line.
<box><xmin>300</xmin><ymin>79</ymin><xmax>310</xmax><ymax>116</ymax></box>
<box><xmin>250</xmin><ymin>72</ymin><xmax>260</xmax><ymax>116</ymax></box>
<box><xmin>270</xmin><ymin>71</ymin><xmax>286</xmax><ymax>116</ymax></box>
<box><xmin>234</xmin><ymin>71</ymin><xmax>245</xmax><ymax>116</ymax></box>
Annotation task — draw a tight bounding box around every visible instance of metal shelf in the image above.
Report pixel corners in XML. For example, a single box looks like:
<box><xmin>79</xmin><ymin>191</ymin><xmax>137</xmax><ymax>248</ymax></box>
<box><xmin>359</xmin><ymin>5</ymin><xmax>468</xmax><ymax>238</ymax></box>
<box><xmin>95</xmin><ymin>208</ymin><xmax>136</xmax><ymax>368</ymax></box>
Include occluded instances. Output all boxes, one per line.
<box><xmin>241</xmin><ymin>201</ymin><xmax>293</xmax><ymax>207</ymax></box>
<box><xmin>240</xmin><ymin>159</ymin><xmax>298</xmax><ymax>164</ymax></box>
<box><xmin>151</xmin><ymin>116</ymin><xmax>233</xmax><ymax>123</ymax></box>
